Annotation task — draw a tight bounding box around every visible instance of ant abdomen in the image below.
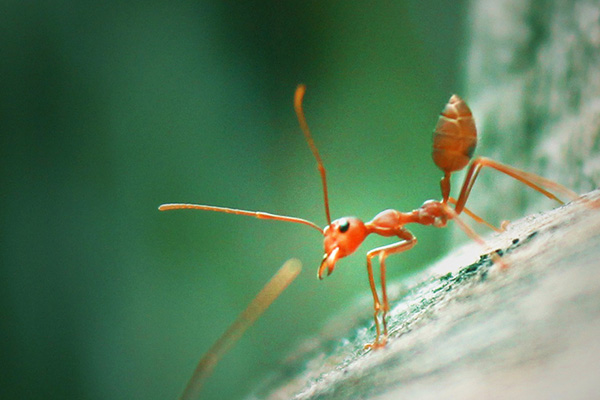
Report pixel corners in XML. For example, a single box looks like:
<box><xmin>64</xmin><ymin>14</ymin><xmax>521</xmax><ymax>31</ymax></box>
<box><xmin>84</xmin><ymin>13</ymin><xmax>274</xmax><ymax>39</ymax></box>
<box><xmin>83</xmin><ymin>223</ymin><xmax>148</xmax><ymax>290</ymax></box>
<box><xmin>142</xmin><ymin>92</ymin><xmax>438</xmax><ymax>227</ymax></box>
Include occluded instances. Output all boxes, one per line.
<box><xmin>432</xmin><ymin>94</ymin><xmax>477</xmax><ymax>173</ymax></box>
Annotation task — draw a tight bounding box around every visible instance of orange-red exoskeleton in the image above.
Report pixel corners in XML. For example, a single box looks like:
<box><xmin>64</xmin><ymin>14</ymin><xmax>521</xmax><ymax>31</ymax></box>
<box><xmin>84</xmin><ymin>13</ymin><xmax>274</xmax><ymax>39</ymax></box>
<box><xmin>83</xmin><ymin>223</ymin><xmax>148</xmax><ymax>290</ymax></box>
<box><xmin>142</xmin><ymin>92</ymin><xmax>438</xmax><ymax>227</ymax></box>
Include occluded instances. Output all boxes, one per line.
<box><xmin>160</xmin><ymin>85</ymin><xmax>577</xmax><ymax>349</ymax></box>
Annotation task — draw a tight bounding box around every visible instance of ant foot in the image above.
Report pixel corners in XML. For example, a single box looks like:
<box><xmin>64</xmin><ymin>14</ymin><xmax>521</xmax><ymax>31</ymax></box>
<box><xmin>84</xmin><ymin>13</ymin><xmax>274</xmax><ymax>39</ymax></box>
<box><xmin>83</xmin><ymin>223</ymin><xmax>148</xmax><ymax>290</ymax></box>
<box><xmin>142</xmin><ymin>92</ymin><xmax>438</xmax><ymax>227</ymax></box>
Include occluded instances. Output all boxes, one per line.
<box><xmin>364</xmin><ymin>336</ymin><xmax>388</xmax><ymax>350</ymax></box>
<box><xmin>491</xmin><ymin>252</ymin><xmax>508</xmax><ymax>269</ymax></box>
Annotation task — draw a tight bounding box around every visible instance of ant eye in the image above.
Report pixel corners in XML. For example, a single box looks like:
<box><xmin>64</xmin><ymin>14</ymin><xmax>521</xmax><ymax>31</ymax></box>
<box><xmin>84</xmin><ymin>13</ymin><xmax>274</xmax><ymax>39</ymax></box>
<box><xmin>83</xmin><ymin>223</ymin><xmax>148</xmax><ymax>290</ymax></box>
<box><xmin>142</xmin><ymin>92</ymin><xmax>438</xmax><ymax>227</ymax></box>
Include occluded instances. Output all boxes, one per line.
<box><xmin>338</xmin><ymin>219</ymin><xmax>350</xmax><ymax>233</ymax></box>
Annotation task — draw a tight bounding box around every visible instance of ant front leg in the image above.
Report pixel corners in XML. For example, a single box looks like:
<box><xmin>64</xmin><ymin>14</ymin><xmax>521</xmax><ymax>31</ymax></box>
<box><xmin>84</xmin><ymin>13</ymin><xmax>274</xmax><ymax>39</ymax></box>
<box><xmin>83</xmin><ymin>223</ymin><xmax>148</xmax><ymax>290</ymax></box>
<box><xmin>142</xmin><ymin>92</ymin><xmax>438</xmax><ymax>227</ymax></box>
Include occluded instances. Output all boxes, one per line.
<box><xmin>365</xmin><ymin>229</ymin><xmax>417</xmax><ymax>349</ymax></box>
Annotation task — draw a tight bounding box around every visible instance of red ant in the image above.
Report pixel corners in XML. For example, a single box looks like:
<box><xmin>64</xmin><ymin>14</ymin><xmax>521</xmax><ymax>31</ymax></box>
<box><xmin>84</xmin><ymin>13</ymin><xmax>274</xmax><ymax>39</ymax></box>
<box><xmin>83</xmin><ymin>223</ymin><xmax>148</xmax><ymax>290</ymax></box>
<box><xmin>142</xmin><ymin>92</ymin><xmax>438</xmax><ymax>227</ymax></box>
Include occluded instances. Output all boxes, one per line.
<box><xmin>160</xmin><ymin>85</ymin><xmax>578</xmax><ymax>349</ymax></box>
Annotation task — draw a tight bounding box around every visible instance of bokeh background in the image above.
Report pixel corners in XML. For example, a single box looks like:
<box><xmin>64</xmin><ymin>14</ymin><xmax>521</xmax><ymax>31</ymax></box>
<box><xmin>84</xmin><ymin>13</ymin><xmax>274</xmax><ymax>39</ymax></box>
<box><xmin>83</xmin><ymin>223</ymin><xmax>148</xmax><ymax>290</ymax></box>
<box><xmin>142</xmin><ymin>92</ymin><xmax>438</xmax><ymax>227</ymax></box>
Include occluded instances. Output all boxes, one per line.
<box><xmin>1</xmin><ymin>2</ymin><xmax>468</xmax><ymax>399</ymax></box>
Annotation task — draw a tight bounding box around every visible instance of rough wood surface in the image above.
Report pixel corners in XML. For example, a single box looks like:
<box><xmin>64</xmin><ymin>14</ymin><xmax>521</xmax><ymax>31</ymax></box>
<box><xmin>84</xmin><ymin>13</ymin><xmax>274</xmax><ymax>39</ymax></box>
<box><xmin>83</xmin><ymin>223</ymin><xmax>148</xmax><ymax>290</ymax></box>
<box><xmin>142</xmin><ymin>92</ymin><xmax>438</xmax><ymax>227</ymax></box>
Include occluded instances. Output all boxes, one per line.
<box><xmin>464</xmin><ymin>0</ymin><xmax>600</xmax><ymax>219</ymax></box>
<box><xmin>246</xmin><ymin>190</ymin><xmax>600</xmax><ymax>399</ymax></box>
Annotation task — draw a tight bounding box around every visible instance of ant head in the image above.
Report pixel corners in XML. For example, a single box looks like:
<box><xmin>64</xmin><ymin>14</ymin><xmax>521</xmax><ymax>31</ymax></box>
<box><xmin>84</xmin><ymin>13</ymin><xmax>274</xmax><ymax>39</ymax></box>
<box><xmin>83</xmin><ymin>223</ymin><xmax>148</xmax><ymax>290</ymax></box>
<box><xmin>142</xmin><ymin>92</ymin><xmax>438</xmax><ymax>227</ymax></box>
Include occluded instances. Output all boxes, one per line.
<box><xmin>293</xmin><ymin>86</ymin><xmax>371</xmax><ymax>279</ymax></box>
<box><xmin>318</xmin><ymin>217</ymin><xmax>368</xmax><ymax>279</ymax></box>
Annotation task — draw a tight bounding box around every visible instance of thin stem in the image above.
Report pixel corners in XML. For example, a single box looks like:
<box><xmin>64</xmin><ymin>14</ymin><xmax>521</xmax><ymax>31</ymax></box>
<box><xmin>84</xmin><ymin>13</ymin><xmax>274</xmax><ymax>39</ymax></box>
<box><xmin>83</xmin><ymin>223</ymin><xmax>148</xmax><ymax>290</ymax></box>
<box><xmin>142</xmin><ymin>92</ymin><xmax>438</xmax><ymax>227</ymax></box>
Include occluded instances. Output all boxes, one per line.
<box><xmin>179</xmin><ymin>259</ymin><xmax>302</xmax><ymax>400</ymax></box>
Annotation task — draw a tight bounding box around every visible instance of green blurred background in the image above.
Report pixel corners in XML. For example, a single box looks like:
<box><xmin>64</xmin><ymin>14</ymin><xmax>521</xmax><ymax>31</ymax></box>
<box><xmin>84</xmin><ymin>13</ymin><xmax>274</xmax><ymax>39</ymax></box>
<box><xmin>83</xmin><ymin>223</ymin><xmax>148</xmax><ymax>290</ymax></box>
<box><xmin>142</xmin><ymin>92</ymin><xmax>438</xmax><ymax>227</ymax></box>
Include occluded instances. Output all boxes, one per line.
<box><xmin>1</xmin><ymin>1</ymin><xmax>467</xmax><ymax>399</ymax></box>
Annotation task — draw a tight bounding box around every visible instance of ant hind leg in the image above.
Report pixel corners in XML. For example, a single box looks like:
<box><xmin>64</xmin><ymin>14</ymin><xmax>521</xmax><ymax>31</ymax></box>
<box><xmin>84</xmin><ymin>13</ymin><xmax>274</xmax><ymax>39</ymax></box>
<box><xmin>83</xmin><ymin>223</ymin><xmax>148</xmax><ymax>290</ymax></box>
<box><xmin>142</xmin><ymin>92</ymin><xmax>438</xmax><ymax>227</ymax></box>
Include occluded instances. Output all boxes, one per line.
<box><xmin>454</xmin><ymin>157</ymin><xmax>578</xmax><ymax>215</ymax></box>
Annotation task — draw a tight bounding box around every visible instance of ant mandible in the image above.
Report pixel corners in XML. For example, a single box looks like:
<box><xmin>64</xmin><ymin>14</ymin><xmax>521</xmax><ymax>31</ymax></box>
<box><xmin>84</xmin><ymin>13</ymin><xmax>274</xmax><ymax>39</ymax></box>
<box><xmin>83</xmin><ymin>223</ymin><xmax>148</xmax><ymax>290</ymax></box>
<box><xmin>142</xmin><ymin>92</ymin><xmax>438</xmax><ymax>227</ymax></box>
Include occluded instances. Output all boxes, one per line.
<box><xmin>160</xmin><ymin>85</ymin><xmax>578</xmax><ymax>349</ymax></box>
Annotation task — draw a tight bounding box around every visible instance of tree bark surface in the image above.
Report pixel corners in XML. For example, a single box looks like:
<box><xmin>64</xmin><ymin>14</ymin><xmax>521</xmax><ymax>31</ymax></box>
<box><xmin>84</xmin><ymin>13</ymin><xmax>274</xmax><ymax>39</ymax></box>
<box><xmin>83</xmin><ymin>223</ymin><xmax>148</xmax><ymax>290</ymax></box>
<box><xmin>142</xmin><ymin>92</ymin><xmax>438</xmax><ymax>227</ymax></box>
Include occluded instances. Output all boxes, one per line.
<box><xmin>464</xmin><ymin>0</ymin><xmax>600</xmax><ymax>219</ymax></box>
<box><xmin>248</xmin><ymin>190</ymin><xmax>600</xmax><ymax>400</ymax></box>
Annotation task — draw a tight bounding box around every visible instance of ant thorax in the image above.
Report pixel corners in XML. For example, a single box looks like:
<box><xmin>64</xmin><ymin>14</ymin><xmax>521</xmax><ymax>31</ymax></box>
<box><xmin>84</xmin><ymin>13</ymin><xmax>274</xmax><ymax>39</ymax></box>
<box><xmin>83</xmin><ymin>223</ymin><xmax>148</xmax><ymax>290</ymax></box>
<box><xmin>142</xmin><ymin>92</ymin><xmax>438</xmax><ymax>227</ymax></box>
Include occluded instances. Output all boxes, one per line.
<box><xmin>417</xmin><ymin>199</ymin><xmax>449</xmax><ymax>228</ymax></box>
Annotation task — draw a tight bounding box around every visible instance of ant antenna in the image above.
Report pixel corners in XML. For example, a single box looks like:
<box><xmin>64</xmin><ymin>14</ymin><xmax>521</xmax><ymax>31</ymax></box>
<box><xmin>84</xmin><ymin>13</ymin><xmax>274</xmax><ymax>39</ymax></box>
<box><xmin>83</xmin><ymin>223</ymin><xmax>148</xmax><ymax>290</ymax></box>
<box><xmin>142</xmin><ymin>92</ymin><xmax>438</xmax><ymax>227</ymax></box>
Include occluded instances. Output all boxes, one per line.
<box><xmin>158</xmin><ymin>203</ymin><xmax>324</xmax><ymax>234</ymax></box>
<box><xmin>294</xmin><ymin>84</ymin><xmax>332</xmax><ymax>226</ymax></box>
<box><xmin>158</xmin><ymin>85</ymin><xmax>332</xmax><ymax>234</ymax></box>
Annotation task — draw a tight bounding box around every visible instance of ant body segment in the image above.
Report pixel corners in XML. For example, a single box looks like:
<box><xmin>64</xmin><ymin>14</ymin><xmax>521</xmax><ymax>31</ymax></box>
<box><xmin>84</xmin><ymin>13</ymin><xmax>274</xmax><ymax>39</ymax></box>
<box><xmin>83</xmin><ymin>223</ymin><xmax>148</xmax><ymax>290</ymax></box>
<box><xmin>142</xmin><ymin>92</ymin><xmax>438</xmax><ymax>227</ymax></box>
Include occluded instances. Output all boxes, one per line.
<box><xmin>160</xmin><ymin>85</ymin><xmax>577</xmax><ymax>349</ymax></box>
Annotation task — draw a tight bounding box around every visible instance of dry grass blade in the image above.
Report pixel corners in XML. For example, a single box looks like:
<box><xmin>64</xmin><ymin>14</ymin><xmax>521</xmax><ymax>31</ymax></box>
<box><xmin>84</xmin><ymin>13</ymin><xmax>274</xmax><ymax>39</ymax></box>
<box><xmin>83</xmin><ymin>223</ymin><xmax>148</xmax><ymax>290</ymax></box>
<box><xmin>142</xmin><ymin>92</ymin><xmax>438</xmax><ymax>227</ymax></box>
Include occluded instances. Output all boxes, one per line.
<box><xmin>179</xmin><ymin>259</ymin><xmax>302</xmax><ymax>400</ymax></box>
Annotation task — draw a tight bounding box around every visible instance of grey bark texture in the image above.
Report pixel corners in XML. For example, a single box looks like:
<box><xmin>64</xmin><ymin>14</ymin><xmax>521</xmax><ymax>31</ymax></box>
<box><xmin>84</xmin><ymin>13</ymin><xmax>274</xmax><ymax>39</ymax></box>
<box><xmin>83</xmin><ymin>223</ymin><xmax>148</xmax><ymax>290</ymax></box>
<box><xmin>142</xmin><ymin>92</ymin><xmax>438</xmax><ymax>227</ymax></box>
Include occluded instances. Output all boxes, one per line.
<box><xmin>248</xmin><ymin>191</ymin><xmax>600</xmax><ymax>400</ymax></box>
<box><xmin>464</xmin><ymin>0</ymin><xmax>600</xmax><ymax>219</ymax></box>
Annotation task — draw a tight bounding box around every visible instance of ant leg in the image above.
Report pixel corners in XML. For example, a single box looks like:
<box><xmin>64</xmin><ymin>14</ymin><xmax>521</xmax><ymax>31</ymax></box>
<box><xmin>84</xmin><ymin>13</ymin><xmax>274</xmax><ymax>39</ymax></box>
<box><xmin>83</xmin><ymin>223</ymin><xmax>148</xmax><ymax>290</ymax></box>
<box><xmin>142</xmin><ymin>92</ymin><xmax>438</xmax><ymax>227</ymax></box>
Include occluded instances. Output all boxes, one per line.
<box><xmin>377</xmin><ymin>253</ymin><xmax>393</xmax><ymax>340</ymax></box>
<box><xmin>365</xmin><ymin>231</ymin><xmax>417</xmax><ymax>349</ymax></box>
<box><xmin>442</xmin><ymin>203</ymin><xmax>488</xmax><ymax>248</ymax></box>
<box><xmin>454</xmin><ymin>157</ymin><xmax>578</xmax><ymax>215</ymax></box>
<box><xmin>442</xmin><ymin>204</ymin><xmax>507</xmax><ymax>269</ymax></box>
<box><xmin>379</xmin><ymin>253</ymin><xmax>390</xmax><ymax>335</ymax></box>
<box><xmin>365</xmin><ymin>256</ymin><xmax>382</xmax><ymax>345</ymax></box>
<box><xmin>448</xmin><ymin>197</ymin><xmax>502</xmax><ymax>232</ymax></box>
